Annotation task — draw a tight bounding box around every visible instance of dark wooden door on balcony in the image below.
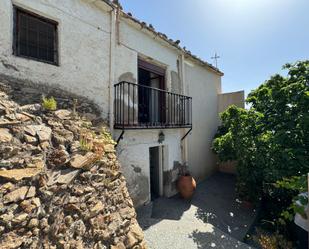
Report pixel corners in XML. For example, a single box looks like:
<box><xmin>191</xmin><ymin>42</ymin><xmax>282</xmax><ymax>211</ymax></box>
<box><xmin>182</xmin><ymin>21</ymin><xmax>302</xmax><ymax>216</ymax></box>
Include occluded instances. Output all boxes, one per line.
<box><xmin>138</xmin><ymin>59</ymin><xmax>165</xmax><ymax>126</ymax></box>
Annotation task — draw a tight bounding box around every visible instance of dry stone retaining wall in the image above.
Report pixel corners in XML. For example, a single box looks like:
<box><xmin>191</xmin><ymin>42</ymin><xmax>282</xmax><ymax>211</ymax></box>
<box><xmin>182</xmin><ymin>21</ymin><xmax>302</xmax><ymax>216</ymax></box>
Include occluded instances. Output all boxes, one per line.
<box><xmin>0</xmin><ymin>80</ymin><xmax>146</xmax><ymax>249</ymax></box>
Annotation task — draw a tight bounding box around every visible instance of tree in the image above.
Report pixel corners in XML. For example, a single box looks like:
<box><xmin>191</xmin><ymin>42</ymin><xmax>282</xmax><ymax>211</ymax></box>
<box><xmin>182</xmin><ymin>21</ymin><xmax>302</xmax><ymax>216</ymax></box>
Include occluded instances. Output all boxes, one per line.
<box><xmin>212</xmin><ymin>61</ymin><xmax>309</xmax><ymax>202</ymax></box>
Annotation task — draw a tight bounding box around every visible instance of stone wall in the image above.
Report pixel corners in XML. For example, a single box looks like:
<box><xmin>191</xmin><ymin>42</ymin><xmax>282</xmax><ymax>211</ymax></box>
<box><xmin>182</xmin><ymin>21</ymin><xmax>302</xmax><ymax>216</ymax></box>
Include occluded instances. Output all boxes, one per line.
<box><xmin>0</xmin><ymin>80</ymin><xmax>146</xmax><ymax>249</ymax></box>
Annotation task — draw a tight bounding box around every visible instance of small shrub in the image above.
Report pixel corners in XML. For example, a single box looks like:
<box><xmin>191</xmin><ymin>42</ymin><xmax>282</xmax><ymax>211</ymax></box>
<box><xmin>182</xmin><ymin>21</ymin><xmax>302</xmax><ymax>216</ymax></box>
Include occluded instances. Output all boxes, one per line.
<box><xmin>79</xmin><ymin>137</ymin><xmax>93</xmax><ymax>152</ymax></box>
<box><xmin>253</xmin><ymin>230</ymin><xmax>293</xmax><ymax>249</ymax></box>
<box><xmin>79</xmin><ymin>128</ymin><xmax>109</xmax><ymax>159</ymax></box>
<box><xmin>79</xmin><ymin>129</ymin><xmax>94</xmax><ymax>152</ymax></box>
<box><xmin>42</xmin><ymin>96</ymin><xmax>57</xmax><ymax>111</ymax></box>
<box><xmin>275</xmin><ymin>175</ymin><xmax>308</xmax><ymax>224</ymax></box>
<box><xmin>81</xmin><ymin>121</ymin><xmax>92</xmax><ymax>129</ymax></box>
<box><xmin>100</xmin><ymin>127</ymin><xmax>116</xmax><ymax>145</ymax></box>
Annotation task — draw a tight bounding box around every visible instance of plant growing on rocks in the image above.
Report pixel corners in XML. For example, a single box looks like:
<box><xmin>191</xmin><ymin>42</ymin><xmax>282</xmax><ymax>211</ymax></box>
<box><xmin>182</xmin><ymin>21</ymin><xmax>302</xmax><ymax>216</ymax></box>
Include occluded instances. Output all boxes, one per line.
<box><xmin>42</xmin><ymin>96</ymin><xmax>57</xmax><ymax>111</ymax></box>
<box><xmin>100</xmin><ymin>126</ymin><xmax>116</xmax><ymax>145</ymax></box>
<box><xmin>79</xmin><ymin>135</ymin><xmax>93</xmax><ymax>152</ymax></box>
<box><xmin>78</xmin><ymin>128</ymin><xmax>110</xmax><ymax>161</ymax></box>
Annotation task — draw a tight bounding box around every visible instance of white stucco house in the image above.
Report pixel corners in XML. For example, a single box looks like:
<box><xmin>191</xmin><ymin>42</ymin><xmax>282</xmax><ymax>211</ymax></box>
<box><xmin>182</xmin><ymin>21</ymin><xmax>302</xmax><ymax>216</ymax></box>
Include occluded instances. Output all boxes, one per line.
<box><xmin>0</xmin><ymin>0</ymin><xmax>244</xmax><ymax>207</ymax></box>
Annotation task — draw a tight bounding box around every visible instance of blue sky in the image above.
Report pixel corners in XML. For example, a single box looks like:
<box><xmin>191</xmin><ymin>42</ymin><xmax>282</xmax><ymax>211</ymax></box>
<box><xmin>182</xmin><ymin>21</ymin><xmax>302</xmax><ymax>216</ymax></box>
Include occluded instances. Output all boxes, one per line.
<box><xmin>121</xmin><ymin>0</ymin><xmax>309</xmax><ymax>96</ymax></box>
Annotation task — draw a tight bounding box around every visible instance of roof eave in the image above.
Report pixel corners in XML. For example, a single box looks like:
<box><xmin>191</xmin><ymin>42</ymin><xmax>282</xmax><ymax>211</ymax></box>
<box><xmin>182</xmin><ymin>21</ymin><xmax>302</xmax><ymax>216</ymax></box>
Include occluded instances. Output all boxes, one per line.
<box><xmin>99</xmin><ymin>1</ymin><xmax>224</xmax><ymax>76</ymax></box>
<box><xmin>120</xmin><ymin>12</ymin><xmax>224</xmax><ymax>76</ymax></box>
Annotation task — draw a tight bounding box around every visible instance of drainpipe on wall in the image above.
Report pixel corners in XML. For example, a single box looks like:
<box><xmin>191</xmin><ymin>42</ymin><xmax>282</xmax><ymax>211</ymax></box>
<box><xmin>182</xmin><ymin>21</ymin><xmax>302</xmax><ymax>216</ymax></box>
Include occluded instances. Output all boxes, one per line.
<box><xmin>108</xmin><ymin>8</ymin><xmax>116</xmax><ymax>133</ymax></box>
<box><xmin>179</xmin><ymin>53</ymin><xmax>189</xmax><ymax>166</ymax></box>
<box><xmin>115</xmin><ymin>6</ymin><xmax>121</xmax><ymax>46</ymax></box>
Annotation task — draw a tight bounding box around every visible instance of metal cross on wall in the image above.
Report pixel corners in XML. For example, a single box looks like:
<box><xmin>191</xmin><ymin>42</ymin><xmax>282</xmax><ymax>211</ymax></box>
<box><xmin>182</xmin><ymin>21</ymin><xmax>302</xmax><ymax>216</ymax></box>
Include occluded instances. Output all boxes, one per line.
<box><xmin>211</xmin><ymin>52</ymin><xmax>220</xmax><ymax>68</ymax></box>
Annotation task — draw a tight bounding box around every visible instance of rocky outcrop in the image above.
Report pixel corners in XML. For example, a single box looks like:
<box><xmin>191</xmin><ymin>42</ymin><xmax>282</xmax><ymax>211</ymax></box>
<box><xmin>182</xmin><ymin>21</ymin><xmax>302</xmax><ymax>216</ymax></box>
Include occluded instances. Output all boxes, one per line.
<box><xmin>0</xmin><ymin>81</ymin><xmax>146</xmax><ymax>249</ymax></box>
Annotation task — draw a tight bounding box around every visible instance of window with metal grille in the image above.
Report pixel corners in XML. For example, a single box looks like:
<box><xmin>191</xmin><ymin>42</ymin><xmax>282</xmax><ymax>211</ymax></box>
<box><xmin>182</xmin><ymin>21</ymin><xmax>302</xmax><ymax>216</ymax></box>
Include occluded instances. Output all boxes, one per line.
<box><xmin>13</xmin><ymin>7</ymin><xmax>58</xmax><ymax>65</ymax></box>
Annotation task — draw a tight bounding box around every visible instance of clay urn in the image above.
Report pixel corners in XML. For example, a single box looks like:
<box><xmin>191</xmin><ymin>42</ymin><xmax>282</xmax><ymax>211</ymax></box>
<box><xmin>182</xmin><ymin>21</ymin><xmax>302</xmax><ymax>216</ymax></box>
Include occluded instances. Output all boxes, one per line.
<box><xmin>177</xmin><ymin>174</ymin><xmax>196</xmax><ymax>199</ymax></box>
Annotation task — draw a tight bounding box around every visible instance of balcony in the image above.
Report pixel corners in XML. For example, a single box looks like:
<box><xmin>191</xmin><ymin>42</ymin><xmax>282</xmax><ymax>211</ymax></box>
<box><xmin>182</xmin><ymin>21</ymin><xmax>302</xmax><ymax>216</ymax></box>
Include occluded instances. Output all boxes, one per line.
<box><xmin>114</xmin><ymin>81</ymin><xmax>192</xmax><ymax>129</ymax></box>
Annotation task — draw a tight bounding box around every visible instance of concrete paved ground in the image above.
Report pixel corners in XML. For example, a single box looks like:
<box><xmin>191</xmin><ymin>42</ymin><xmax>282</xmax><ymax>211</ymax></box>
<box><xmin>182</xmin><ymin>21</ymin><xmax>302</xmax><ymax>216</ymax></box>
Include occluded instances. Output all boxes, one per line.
<box><xmin>137</xmin><ymin>173</ymin><xmax>257</xmax><ymax>249</ymax></box>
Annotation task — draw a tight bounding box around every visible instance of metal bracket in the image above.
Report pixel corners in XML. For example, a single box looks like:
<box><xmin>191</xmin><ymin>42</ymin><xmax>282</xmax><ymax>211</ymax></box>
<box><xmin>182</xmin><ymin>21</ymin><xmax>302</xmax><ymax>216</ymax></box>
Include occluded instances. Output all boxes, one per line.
<box><xmin>115</xmin><ymin>130</ymin><xmax>125</xmax><ymax>147</ymax></box>
<box><xmin>181</xmin><ymin>127</ymin><xmax>192</xmax><ymax>141</ymax></box>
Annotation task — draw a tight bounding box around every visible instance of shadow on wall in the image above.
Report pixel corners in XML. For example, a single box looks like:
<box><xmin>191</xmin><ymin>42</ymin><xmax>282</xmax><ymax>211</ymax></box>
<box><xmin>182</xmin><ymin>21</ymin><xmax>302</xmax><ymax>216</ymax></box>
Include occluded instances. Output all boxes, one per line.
<box><xmin>0</xmin><ymin>75</ymin><xmax>102</xmax><ymax>116</ymax></box>
<box><xmin>116</xmin><ymin>145</ymin><xmax>150</xmax><ymax>208</ymax></box>
<box><xmin>128</xmin><ymin>171</ymin><xmax>150</xmax><ymax>208</ymax></box>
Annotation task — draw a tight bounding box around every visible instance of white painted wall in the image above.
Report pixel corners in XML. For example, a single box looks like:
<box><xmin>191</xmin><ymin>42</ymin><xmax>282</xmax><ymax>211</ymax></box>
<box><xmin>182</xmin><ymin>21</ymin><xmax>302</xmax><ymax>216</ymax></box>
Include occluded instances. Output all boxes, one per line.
<box><xmin>218</xmin><ymin>90</ymin><xmax>245</xmax><ymax>114</ymax></box>
<box><xmin>0</xmin><ymin>0</ymin><xmax>225</xmax><ymax>207</ymax></box>
<box><xmin>115</xmin><ymin>129</ymin><xmax>183</xmax><ymax>207</ymax></box>
<box><xmin>113</xmin><ymin>19</ymin><xmax>185</xmax><ymax>206</ymax></box>
<box><xmin>120</xmin><ymin>20</ymin><xmax>178</xmax><ymax>65</ymax></box>
<box><xmin>0</xmin><ymin>0</ymin><xmax>111</xmax><ymax>117</ymax></box>
<box><xmin>185</xmin><ymin>59</ymin><xmax>222</xmax><ymax>182</ymax></box>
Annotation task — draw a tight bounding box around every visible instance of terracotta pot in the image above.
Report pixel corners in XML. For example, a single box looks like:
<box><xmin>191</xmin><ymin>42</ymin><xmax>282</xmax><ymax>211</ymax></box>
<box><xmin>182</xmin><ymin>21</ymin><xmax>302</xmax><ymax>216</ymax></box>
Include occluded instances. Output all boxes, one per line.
<box><xmin>177</xmin><ymin>175</ymin><xmax>196</xmax><ymax>199</ymax></box>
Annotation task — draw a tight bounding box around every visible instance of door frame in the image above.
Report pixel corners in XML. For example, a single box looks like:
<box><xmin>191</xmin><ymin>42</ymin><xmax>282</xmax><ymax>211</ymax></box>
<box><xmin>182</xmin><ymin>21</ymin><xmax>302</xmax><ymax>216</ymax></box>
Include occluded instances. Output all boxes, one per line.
<box><xmin>138</xmin><ymin>58</ymin><xmax>166</xmax><ymax>124</ymax></box>
<box><xmin>158</xmin><ymin>145</ymin><xmax>164</xmax><ymax>196</ymax></box>
<box><xmin>138</xmin><ymin>58</ymin><xmax>166</xmax><ymax>79</ymax></box>
<box><xmin>149</xmin><ymin>145</ymin><xmax>164</xmax><ymax>199</ymax></box>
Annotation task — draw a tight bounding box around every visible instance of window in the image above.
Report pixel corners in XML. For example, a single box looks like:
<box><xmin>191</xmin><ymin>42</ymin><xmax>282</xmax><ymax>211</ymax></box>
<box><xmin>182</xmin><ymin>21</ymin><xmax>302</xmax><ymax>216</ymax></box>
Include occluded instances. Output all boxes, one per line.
<box><xmin>13</xmin><ymin>7</ymin><xmax>58</xmax><ymax>65</ymax></box>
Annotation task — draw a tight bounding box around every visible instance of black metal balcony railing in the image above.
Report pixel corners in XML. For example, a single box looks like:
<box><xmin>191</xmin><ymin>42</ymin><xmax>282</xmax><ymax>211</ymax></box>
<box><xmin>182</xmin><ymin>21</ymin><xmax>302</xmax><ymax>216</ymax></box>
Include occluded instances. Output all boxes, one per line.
<box><xmin>114</xmin><ymin>81</ymin><xmax>192</xmax><ymax>129</ymax></box>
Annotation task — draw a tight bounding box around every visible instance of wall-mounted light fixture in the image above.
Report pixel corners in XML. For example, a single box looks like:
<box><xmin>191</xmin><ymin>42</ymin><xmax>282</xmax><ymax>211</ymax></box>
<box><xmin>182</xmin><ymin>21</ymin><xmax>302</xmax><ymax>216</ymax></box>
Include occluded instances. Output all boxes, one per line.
<box><xmin>158</xmin><ymin>131</ymin><xmax>165</xmax><ymax>144</ymax></box>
